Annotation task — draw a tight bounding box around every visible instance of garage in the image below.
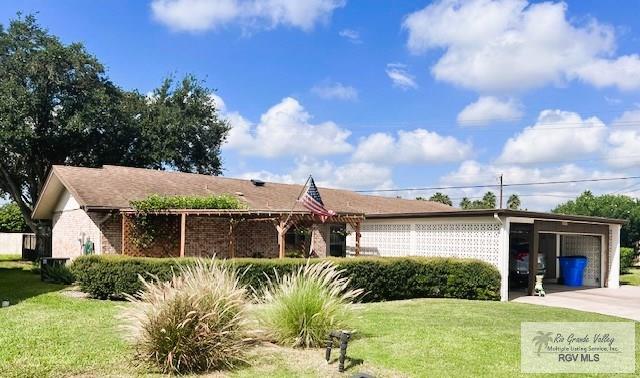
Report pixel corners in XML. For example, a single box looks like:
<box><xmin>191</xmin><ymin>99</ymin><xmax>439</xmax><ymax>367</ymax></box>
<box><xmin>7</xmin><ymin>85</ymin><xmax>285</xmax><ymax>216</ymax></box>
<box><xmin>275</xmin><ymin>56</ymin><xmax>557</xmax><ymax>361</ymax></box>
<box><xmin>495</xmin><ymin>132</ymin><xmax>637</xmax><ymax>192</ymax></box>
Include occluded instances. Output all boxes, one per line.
<box><xmin>508</xmin><ymin>219</ymin><xmax>616</xmax><ymax>299</ymax></box>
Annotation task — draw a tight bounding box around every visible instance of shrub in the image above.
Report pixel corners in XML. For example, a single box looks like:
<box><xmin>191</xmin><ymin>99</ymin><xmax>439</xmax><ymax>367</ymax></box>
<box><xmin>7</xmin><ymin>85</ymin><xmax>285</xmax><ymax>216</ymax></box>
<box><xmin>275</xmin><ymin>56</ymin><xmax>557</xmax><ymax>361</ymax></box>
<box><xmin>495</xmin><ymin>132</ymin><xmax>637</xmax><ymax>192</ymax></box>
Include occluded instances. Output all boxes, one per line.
<box><xmin>122</xmin><ymin>260</ymin><xmax>248</xmax><ymax>374</ymax></box>
<box><xmin>621</xmin><ymin>247</ymin><xmax>638</xmax><ymax>274</ymax></box>
<box><xmin>71</xmin><ymin>255</ymin><xmax>501</xmax><ymax>301</ymax></box>
<box><xmin>41</xmin><ymin>263</ymin><xmax>75</xmax><ymax>284</ymax></box>
<box><xmin>257</xmin><ymin>261</ymin><xmax>362</xmax><ymax>348</ymax></box>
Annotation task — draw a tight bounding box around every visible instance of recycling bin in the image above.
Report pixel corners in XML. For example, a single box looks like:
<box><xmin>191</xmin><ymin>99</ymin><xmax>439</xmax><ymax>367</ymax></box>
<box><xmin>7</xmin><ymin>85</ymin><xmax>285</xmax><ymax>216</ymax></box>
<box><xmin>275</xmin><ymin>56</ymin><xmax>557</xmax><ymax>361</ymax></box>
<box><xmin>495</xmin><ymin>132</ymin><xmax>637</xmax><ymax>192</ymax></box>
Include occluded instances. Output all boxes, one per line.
<box><xmin>557</xmin><ymin>256</ymin><xmax>588</xmax><ymax>287</ymax></box>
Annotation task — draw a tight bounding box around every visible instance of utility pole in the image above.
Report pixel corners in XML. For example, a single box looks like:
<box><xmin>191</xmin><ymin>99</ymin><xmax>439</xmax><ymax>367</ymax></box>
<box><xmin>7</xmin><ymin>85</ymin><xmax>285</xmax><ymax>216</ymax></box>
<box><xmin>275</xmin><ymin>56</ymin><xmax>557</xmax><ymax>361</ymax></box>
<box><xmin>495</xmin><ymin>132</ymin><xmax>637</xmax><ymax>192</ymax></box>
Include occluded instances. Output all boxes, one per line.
<box><xmin>499</xmin><ymin>174</ymin><xmax>504</xmax><ymax>209</ymax></box>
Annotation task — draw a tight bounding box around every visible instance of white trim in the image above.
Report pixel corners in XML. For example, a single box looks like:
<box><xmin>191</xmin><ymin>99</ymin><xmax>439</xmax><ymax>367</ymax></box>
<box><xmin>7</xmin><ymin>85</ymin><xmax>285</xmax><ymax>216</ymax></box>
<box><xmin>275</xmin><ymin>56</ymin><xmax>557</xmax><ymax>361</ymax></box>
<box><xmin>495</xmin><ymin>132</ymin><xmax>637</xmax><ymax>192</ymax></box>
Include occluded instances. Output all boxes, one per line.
<box><xmin>500</xmin><ymin>217</ymin><xmax>510</xmax><ymax>301</ymax></box>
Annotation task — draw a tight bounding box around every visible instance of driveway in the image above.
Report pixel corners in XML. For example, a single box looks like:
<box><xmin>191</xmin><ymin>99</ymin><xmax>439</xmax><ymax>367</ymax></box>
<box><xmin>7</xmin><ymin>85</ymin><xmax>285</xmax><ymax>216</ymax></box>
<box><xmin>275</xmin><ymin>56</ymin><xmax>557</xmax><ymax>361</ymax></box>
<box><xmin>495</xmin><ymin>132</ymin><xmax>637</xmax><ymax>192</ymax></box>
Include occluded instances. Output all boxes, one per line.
<box><xmin>512</xmin><ymin>285</ymin><xmax>640</xmax><ymax>321</ymax></box>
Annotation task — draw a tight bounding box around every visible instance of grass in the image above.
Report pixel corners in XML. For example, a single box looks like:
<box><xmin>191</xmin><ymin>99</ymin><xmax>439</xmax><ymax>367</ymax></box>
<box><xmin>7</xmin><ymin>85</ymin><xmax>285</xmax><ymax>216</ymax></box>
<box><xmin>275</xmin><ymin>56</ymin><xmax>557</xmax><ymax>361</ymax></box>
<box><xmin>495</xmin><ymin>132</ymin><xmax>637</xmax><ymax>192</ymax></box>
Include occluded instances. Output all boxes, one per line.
<box><xmin>1</xmin><ymin>256</ymin><xmax>638</xmax><ymax>377</ymax></box>
<box><xmin>621</xmin><ymin>267</ymin><xmax>640</xmax><ymax>286</ymax></box>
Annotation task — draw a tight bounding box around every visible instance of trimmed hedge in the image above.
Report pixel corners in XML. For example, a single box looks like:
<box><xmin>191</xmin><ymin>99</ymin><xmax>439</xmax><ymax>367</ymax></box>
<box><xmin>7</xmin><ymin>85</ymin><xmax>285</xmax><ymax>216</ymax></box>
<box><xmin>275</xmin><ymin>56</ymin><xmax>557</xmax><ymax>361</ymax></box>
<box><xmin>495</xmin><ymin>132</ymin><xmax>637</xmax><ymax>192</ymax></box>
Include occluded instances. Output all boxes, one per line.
<box><xmin>70</xmin><ymin>255</ymin><xmax>501</xmax><ymax>301</ymax></box>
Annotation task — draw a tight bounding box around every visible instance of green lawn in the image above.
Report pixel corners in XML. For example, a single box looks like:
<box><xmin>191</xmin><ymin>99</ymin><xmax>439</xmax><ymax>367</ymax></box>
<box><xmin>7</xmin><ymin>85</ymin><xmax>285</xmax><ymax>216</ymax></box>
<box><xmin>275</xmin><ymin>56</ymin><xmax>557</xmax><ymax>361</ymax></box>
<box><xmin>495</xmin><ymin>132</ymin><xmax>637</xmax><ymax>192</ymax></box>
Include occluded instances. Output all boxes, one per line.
<box><xmin>1</xmin><ymin>257</ymin><xmax>638</xmax><ymax>377</ymax></box>
<box><xmin>621</xmin><ymin>267</ymin><xmax>640</xmax><ymax>286</ymax></box>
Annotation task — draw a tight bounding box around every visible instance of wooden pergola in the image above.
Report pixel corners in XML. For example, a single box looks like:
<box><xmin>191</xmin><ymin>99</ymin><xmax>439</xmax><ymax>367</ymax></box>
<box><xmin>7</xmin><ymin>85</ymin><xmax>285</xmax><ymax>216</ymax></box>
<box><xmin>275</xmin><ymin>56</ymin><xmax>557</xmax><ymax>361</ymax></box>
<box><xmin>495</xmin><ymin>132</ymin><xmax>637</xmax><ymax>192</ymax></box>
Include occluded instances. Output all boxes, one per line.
<box><xmin>120</xmin><ymin>209</ymin><xmax>365</xmax><ymax>258</ymax></box>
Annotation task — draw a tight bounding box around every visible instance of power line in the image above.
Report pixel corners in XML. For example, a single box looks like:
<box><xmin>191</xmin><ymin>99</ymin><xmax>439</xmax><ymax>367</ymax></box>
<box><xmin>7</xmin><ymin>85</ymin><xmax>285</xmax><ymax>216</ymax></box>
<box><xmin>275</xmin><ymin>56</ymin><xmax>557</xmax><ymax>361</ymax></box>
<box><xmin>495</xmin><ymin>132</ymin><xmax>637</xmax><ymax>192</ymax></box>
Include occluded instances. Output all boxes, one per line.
<box><xmin>356</xmin><ymin>175</ymin><xmax>640</xmax><ymax>193</ymax></box>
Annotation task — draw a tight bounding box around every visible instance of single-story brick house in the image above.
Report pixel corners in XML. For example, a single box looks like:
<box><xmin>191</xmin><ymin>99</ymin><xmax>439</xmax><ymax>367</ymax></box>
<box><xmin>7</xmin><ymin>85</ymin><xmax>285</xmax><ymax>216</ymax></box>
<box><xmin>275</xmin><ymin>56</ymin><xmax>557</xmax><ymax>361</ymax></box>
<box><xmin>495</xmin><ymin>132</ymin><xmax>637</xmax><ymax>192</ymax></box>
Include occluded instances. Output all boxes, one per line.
<box><xmin>32</xmin><ymin>165</ymin><xmax>625</xmax><ymax>301</ymax></box>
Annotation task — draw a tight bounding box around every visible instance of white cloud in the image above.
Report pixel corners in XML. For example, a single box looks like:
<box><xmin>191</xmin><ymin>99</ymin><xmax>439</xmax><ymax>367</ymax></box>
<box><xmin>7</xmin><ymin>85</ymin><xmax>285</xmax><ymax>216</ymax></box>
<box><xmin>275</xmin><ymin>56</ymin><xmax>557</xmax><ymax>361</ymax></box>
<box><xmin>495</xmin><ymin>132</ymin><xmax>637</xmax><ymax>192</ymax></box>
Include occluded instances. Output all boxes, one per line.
<box><xmin>219</xmin><ymin>95</ymin><xmax>352</xmax><ymax>157</ymax></box>
<box><xmin>606</xmin><ymin>109</ymin><xmax>640</xmax><ymax>168</ymax></box>
<box><xmin>402</xmin><ymin>0</ymin><xmax>640</xmax><ymax>92</ymax></box>
<box><xmin>572</xmin><ymin>55</ymin><xmax>640</xmax><ymax>91</ymax></box>
<box><xmin>339</xmin><ymin>28</ymin><xmax>361</xmax><ymax>43</ymax></box>
<box><xmin>498</xmin><ymin>109</ymin><xmax>607</xmax><ymax>164</ymax></box>
<box><xmin>385</xmin><ymin>63</ymin><xmax>418</xmax><ymax>90</ymax></box>
<box><xmin>151</xmin><ymin>0</ymin><xmax>346</xmax><ymax>32</ymax></box>
<box><xmin>457</xmin><ymin>96</ymin><xmax>523</xmax><ymax>126</ymax></box>
<box><xmin>441</xmin><ymin>160</ymin><xmax>624</xmax><ymax>210</ymax></box>
<box><xmin>311</xmin><ymin>81</ymin><xmax>358</xmax><ymax>101</ymax></box>
<box><xmin>353</xmin><ymin>129</ymin><xmax>472</xmax><ymax>164</ymax></box>
<box><xmin>239</xmin><ymin>158</ymin><xmax>393</xmax><ymax>190</ymax></box>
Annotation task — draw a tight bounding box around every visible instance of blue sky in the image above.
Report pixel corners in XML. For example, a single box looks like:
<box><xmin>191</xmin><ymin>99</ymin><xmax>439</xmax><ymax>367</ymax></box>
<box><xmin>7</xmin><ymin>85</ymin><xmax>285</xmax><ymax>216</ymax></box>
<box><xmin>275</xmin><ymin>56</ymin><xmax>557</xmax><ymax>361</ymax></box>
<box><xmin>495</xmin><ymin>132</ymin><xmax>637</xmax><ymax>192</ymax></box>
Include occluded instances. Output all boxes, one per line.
<box><xmin>3</xmin><ymin>0</ymin><xmax>640</xmax><ymax>210</ymax></box>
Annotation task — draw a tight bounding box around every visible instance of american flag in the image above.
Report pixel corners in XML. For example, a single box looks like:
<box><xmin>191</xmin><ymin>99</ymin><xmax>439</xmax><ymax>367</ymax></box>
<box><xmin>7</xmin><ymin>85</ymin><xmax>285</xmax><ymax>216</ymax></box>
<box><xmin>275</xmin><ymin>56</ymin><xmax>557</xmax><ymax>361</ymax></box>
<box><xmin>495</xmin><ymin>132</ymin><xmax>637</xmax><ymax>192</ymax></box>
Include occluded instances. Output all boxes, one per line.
<box><xmin>299</xmin><ymin>177</ymin><xmax>336</xmax><ymax>221</ymax></box>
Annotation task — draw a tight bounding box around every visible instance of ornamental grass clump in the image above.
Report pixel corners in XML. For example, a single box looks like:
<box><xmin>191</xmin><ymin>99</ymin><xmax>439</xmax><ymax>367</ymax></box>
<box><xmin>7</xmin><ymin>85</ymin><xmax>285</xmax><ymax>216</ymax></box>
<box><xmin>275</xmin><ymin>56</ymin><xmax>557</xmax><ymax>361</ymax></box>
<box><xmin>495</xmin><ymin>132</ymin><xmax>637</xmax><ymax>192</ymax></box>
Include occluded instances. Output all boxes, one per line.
<box><xmin>122</xmin><ymin>260</ymin><xmax>248</xmax><ymax>374</ymax></box>
<box><xmin>257</xmin><ymin>260</ymin><xmax>363</xmax><ymax>348</ymax></box>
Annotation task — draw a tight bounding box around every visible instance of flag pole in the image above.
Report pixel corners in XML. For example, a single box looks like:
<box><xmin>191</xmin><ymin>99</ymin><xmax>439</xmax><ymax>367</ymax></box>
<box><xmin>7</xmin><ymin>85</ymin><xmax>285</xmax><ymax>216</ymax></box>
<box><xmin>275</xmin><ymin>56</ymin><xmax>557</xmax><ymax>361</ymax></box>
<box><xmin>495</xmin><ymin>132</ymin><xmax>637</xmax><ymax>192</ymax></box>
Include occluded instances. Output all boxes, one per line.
<box><xmin>284</xmin><ymin>175</ymin><xmax>312</xmax><ymax>226</ymax></box>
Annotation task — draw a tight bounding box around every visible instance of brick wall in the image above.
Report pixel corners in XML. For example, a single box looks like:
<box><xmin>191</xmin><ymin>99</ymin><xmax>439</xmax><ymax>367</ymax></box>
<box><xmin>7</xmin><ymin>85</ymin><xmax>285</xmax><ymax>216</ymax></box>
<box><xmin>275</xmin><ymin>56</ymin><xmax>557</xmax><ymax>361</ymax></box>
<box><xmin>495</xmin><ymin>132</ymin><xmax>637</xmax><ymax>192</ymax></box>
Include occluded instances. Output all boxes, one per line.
<box><xmin>52</xmin><ymin>209</ymin><xmax>101</xmax><ymax>258</ymax></box>
<box><xmin>236</xmin><ymin>220</ymin><xmax>279</xmax><ymax>258</ymax></box>
<box><xmin>185</xmin><ymin>217</ymin><xmax>229</xmax><ymax>257</ymax></box>
<box><xmin>310</xmin><ymin>224</ymin><xmax>329</xmax><ymax>257</ymax></box>
<box><xmin>99</xmin><ymin>213</ymin><xmax>122</xmax><ymax>254</ymax></box>
<box><xmin>122</xmin><ymin>215</ymin><xmax>180</xmax><ymax>257</ymax></box>
<box><xmin>184</xmin><ymin>217</ymin><xmax>279</xmax><ymax>258</ymax></box>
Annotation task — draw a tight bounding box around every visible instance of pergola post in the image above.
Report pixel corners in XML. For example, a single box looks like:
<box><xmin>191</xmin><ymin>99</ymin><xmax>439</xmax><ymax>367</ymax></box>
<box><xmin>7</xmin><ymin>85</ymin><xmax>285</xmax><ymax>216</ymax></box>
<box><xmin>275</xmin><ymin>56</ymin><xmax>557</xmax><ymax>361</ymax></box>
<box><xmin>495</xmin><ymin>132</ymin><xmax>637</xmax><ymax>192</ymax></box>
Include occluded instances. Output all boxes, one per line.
<box><xmin>179</xmin><ymin>213</ymin><xmax>186</xmax><ymax>258</ymax></box>
<box><xmin>276</xmin><ymin>217</ymin><xmax>292</xmax><ymax>259</ymax></box>
<box><xmin>121</xmin><ymin>213</ymin><xmax>126</xmax><ymax>254</ymax></box>
<box><xmin>355</xmin><ymin>221</ymin><xmax>361</xmax><ymax>256</ymax></box>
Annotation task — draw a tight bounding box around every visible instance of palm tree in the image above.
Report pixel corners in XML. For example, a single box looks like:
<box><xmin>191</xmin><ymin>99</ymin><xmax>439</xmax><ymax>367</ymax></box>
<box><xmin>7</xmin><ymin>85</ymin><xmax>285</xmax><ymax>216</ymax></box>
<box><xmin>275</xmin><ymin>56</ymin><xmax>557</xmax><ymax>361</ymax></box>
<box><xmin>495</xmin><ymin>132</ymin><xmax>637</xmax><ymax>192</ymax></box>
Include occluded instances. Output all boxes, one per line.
<box><xmin>428</xmin><ymin>192</ymin><xmax>453</xmax><ymax>206</ymax></box>
<box><xmin>532</xmin><ymin>331</ymin><xmax>553</xmax><ymax>356</ymax></box>
<box><xmin>507</xmin><ymin>194</ymin><xmax>521</xmax><ymax>210</ymax></box>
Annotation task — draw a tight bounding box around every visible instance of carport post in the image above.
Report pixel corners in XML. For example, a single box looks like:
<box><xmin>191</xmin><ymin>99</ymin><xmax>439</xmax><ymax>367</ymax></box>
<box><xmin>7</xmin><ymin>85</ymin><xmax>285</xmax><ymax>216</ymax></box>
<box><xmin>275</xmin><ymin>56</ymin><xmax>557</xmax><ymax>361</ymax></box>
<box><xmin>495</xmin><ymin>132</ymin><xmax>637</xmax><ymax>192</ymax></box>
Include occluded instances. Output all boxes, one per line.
<box><xmin>528</xmin><ymin>221</ymin><xmax>540</xmax><ymax>296</ymax></box>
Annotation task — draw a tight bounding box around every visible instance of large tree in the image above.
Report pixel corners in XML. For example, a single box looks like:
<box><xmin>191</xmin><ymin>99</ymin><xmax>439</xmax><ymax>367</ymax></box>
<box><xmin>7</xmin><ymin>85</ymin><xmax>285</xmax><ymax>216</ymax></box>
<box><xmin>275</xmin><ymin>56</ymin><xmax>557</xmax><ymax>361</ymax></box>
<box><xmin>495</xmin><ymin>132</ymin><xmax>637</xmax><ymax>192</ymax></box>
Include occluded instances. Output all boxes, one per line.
<box><xmin>428</xmin><ymin>192</ymin><xmax>453</xmax><ymax>206</ymax></box>
<box><xmin>553</xmin><ymin>191</ymin><xmax>640</xmax><ymax>248</ymax></box>
<box><xmin>507</xmin><ymin>194</ymin><xmax>521</xmax><ymax>210</ymax></box>
<box><xmin>0</xmin><ymin>15</ymin><xmax>229</xmax><ymax>252</ymax></box>
<box><xmin>460</xmin><ymin>191</ymin><xmax>497</xmax><ymax>210</ymax></box>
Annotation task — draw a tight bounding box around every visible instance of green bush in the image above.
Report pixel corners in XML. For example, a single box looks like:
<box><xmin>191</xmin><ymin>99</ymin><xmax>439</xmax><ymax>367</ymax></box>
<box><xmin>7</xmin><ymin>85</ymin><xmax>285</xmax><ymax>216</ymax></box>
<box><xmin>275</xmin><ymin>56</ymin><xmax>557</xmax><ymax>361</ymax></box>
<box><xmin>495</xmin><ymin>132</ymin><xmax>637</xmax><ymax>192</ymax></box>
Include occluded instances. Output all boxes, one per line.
<box><xmin>621</xmin><ymin>247</ymin><xmax>638</xmax><ymax>274</ymax></box>
<box><xmin>41</xmin><ymin>263</ymin><xmax>75</xmax><ymax>284</ymax></box>
<box><xmin>257</xmin><ymin>261</ymin><xmax>362</xmax><ymax>348</ymax></box>
<box><xmin>70</xmin><ymin>255</ymin><xmax>501</xmax><ymax>301</ymax></box>
<box><xmin>122</xmin><ymin>260</ymin><xmax>248</xmax><ymax>374</ymax></box>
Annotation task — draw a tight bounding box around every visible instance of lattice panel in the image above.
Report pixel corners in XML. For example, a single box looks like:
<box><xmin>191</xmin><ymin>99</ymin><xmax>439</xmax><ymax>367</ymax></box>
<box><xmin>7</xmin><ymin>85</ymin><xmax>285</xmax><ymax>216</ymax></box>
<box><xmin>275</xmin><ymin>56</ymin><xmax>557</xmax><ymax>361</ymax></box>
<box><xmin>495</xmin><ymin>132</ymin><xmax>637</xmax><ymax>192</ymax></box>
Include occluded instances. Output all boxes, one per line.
<box><xmin>561</xmin><ymin>234</ymin><xmax>601</xmax><ymax>285</ymax></box>
<box><xmin>415</xmin><ymin>223</ymin><xmax>501</xmax><ymax>267</ymax></box>
<box><xmin>123</xmin><ymin>215</ymin><xmax>180</xmax><ymax>257</ymax></box>
<box><xmin>358</xmin><ymin>224</ymin><xmax>411</xmax><ymax>257</ymax></box>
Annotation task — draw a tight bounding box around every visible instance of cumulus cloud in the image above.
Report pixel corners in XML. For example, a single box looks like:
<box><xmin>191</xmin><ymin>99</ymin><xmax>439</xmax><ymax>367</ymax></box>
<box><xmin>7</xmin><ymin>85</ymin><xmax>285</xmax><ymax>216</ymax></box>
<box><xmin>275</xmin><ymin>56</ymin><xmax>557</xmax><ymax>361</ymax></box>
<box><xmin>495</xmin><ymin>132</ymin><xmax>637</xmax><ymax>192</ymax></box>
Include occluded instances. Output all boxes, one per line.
<box><xmin>385</xmin><ymin>63</ymin><xmax>418</xmax><ymax>90</ymax></box>
<box><xmin>339</xmin><ymin>28</ymin><xmax>361</xmax><ymax>43</ymax></box>
<box><xmin>441</xmin><ymin>160</ymin><xmax>624</xmax><ymax>210</ymax></box>
<box><xmin>402</xmin><ymin>0</ymin><xmax>640</xmax><ymax>92</ymax></box>
<box><xmin>218</xmin><ymin>95</ymin><xmax>352</xmax><ymax>157</ymax></box>
<box><xmin>239</xmin><ymin>158</ymin><xmax>393</xmax><ymax>190</ymax></box>
<box><xmin>457</xmin><ymin>96</ymin><xmax>523</xmax><ymax>126</ymax></box>
<box><xmin>498</xmin><ymin>109</ymin><xmax>607</xmax><ymax>164</ymax></box>
<box><xmin>606</xmin><ymin>109</ymin><xmax>640</xmax><ymax>168</ymax></box>
<box><xmin>311</xmin><ymin>81</ymin><xmax>358</xmax><ymax>101</ymax></box>
<box><xmin>151</xmin><ymin>0</ymin><xmax>346</xmax><ymax>32</ymax></box>
<box><xmin>353</xmin><ymin>129</ymin><xmax>472</xmax><ymax>164</ymax></box>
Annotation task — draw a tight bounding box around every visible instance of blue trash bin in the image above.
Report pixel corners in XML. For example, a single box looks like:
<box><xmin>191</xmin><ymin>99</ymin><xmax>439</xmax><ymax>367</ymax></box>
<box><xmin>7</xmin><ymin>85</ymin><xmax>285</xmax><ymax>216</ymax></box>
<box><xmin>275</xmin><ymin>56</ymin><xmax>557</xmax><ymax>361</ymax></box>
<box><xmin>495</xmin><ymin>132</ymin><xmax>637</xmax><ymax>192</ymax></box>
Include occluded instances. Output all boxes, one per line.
<box><xmin>557</xmin><ymin>256</ymin><xmax>588</xmax><ymax>287</ymax></box>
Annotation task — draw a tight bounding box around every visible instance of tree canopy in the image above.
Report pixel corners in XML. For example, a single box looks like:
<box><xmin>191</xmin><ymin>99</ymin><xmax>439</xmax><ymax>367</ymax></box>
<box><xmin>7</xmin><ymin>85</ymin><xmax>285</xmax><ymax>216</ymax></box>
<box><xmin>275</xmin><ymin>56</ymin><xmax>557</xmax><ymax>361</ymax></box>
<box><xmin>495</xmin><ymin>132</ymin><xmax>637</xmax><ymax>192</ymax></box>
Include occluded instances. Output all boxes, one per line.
<box><xmin>0</xmin><ymin>15</ymin><xmax>229</xmax><ymax>235</ymax></box>
<box><xmin>417</xmin><ymin>192</ymin><xmax>453</xmax><ymax>206</ymax></box>
<box><xmin>507</xmin><ymin>194</ymin><xmax>521</xmax><ymax>210</ymax></box>
<box><xmin>459</xmin><ymin>191</ymin><xmax>497</xmax><ymax>210</ymax></box>
<box><xmin>553</xmin><ymin>191</ymin><xmax>640</xmax><ymax>247</ymax></box>
<box><xmin>0</xmin><ymin>202</ymin><xmax>29</xmax><ymax>233</ymax></box>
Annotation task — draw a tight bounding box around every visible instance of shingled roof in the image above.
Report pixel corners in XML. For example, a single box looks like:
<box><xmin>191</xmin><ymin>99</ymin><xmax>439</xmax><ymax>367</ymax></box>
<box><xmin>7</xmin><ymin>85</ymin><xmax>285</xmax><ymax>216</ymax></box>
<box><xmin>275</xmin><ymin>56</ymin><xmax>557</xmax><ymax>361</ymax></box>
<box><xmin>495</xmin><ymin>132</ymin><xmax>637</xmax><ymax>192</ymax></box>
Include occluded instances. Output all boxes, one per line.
<box><xmin>32</xmin><ymin>165</ymin><xmax>454</xmax><ymax>219</ymax></box>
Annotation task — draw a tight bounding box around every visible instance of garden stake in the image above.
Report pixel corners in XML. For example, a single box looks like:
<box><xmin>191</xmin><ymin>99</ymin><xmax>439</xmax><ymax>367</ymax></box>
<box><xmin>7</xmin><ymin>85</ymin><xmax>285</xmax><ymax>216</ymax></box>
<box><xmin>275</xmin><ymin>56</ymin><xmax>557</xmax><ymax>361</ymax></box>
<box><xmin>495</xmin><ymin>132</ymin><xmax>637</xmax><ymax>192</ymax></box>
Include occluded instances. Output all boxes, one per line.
<box><xmin>325</xmin><ymin>330</ymin><xmax>352</xmax><ymax>372</ymax></box>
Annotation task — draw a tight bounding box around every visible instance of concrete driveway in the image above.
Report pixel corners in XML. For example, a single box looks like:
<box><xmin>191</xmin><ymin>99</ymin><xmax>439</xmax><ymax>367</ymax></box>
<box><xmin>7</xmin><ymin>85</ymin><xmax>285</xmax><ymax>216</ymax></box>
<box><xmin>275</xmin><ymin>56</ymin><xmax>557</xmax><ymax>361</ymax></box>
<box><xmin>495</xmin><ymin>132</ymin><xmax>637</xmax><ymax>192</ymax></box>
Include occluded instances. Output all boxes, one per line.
<box><xmin>512</xmin><ymin>285</ymin><xmax>640</xmax><ymax>321</ymax></box>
